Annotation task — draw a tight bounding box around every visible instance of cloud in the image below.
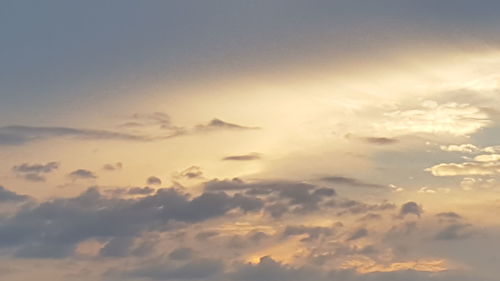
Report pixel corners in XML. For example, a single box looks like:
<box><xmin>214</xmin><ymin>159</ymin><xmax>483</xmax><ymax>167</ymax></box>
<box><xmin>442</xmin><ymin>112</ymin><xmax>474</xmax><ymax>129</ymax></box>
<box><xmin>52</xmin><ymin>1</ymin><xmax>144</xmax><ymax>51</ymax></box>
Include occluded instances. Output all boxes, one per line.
<box><xmin>282</xmin><ymin>225</ymin><xmax>334</xmax><ymax>241</ymax></box>
<box><xmin>68</xmin><ymin>169</ymin><xmax>97</xmax><ymax>179</ymax></box>
<box><xmin>347</xmin><ymin>228</ymin><xmax>369</xmax><ymax>241</ymax></box>
<box><xmin>321</xmin><ymin>176</ymin><xmax>385</xmax><ymax>188</ymax></box>
<box><xmin>230</xmin><ymin>256</ymin><xmax>317</xmax><ymax>281</ymax></box>
<box><xmin>0</xmin><ymin>125</ymin><xmax>155</xmax><ymax>146</ymax></box>
<box><xmin>100</xmin><ymin>237</ymin><xmax>135</xmax><ymax>257</ymax></box>
<box><xmin>332</xmin><ymin>199</ymin><xmax>396</xmax><ymax>216</ymax></box>
<box><xmin>357</xmin><ymin>213</ymin><xmax>383</xmax><ymax>222</ymax></box>
<box><xmin>195</xmin><ymin>119</ymin><xmax>260</xmax><ymax>132</ymax></box>
<box><xmin>474</xmin><ymin>154</ymin><xmax>500</xmax><ymax>162</ymax></box>
<box><xmin>426</xmin><ymin>161</ymin><xmax>500</xmax><ymax>176</ymax></box>
<box><xmin>169</xmin><ymin>247</ymin><xmax>194</xmax><ymax>261</ymax></box>
<box><xmin>222</xmin><ymin>153</ymin><xmax>261</xmax><ymax>161</ymax></box>
<box><xmin>400</xmin><ymin>202</ymin><xmax>423</xmax><ymax>218</ymax></box>
<box><xmin>195</xmin><ymin>231</ymin><xmax>219</xmax><ymax>241</ymax></box>
<box><xmin>147</xmin><ymin>176</ymin><xmax>162</xmax><ymax>185</ymax></box>
<box><xmin>435</xmin><ymin>212</ymin><xmax>462</xmax><ymax>220</ymax></box>
<box><xmin>434</xmin><ymin>223</ymin><xmax>474</xmax><ymax>240</ymax></box>
<box><xmin>361</xmin><ymin>137</ymin><xmax>399</xmax><ymax>145</ymax></box>
<box><xmin>0</xmin><ymin>187</ymin><xmax>265</xmax><ymax>258</ymax></box>
<box><xmin>440</xmin><ymin>144</ymin><xmax>500</xmax><ymax>154</ymax></box>
<box><xmin>432</xmin><ymin>144</ymin><xmax>500</xmax><ymax>176</ymax></box>
<box><xmin>123</xmin><ymin>258</ymin><xmax>223</xmax><ymax>280</ymax></box>
<box><xmin>204</xmin><ymin>178</ymin><xmax>336</xmax><ymax>217</ymax></box>
<box><xmin>225</xmin><ymin>256</ymin><xmax>461</xmax><ymax>281</ymax></box>
<box><xmin>379</xmin><ymin>101</ymin><xmax>490</xmax><ymax>136</ymax></box>
<box><xmin>0</xmin><ymin>118</ymin><xmax>260</xmax><ymax>146</ymax></box>
<box><xmin>103</xmin><ymin>162</ymin><xmax>123</xmax><ymax>171</ymax></box>
<box><xmin>179</xmin><ymin>166</ymin><xmax>204</xmax><ymax>179</ymax></box>
<box><xmin>128</xmin><ymin>186</ymin><xmax>156</xmax><ymax>195</ymax></box>
<box><xmin>460</xmin><ymin>177</ymin><xmax>496</xmax><ymax>190</ymax></box>
<box><xmin>440</xmin><ymin>144</ymin><xmax>481</xmax><ymax>153</ymax></box>
<box><xmin>0</xmin><ymin>186</ymin><xmax>30</xmax><ymax>203</ymax></box>
<box><xmin>11</xmin><ymin>162</ymin><xmax>59</xmax><ymax>182</ymax></box>
<box><xmin>125</xmin><ymin>112</ymin><xmax>176</xmax><ymax>129</ymax></box>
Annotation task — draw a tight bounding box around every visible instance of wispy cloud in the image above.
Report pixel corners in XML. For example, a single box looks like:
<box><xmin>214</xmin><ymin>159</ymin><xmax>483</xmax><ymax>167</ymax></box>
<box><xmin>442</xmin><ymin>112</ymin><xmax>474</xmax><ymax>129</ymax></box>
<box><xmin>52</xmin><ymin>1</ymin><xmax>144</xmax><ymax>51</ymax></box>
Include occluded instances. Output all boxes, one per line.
<box><xmin>12</xmin><ymin>162</ymin><xmax>59</xmax><ymax>182</ymax></box>
<box><xmin>321</xmin><ymin>176</ymin><xmax>386</xmax><ymax>189</ymax></box>
<box><xmin>378</xmin><ymin>101</ymin><xmax>491</xmax><ymax>136</ymax></box>
<box><xmin>68</xmin><ymin>169</ymin><xmax>97</xmax><ymax>180</ymax></box>
<box><xmin>0</xmin><ymin>125</ymin><xmax>156</xmax><ymax>145</ymax></box>
<box><xmin>0</xmin><ymin>117</ymin><xmax>259</xmax><ymax>146</ymax></box>
<box><xmin>222</xmin><ymin>153</ymin><xmax>261</xmax><ymax>161</ymax></box>
<box><xmin>195</xmin><ymin>119</ymin><xmax>260</xmax><ymax>132</ymax></box>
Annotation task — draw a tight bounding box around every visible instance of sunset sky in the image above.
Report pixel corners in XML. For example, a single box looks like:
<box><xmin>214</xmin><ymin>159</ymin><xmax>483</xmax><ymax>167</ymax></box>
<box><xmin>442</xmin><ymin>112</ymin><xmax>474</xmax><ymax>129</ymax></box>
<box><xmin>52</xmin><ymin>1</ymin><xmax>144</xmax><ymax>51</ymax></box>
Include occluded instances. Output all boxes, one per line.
<box><xmin>2</xmin><ymin>1</ymin><xmax>500</xmax><ymax>280</ymax></box>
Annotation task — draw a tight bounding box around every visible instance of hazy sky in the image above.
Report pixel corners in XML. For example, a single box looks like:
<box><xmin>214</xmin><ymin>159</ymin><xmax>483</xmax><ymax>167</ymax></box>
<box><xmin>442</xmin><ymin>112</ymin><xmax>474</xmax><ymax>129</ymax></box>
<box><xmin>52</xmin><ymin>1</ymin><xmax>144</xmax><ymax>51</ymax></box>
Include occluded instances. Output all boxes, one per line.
<box><xmin>2</xmin><ymin>1</ymin><xmax>500</xmax><ymax>281</ymax></box>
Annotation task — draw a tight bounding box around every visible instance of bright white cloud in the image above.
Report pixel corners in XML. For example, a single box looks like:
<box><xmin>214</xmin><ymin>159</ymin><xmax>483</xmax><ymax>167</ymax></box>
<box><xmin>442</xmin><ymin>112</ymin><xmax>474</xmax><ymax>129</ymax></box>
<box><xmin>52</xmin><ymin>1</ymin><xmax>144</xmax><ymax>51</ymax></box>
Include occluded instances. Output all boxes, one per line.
<box><xmin>460</xmin><ymin>177</ymin><xmax>496</xmax><ymax>191</ymax></box>
<box><xmin>427</xmin><ymin>161</ymin><xmax>500</xmax><ymax>176</ymax></box>
<box><xmin>380</xmin><ymin>102</ymin><xmax>490</xmax><ymax>136</ymax></box>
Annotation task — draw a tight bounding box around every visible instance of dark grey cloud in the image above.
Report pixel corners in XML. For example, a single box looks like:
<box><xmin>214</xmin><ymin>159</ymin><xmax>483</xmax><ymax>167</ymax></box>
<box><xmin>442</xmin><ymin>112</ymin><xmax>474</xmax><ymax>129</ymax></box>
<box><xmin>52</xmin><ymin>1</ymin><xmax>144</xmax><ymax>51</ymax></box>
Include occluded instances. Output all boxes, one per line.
<box><xmin>12</xmin><ymin>162</ymin><xmax>59</xmax><ymax>182</ymax></box>
<box><xmin>195</xmin><ymin>119</ymin><xmax>259</xmax><ymax>132</ymax></box>
<box><xmin>12</xmin><ymin>162</ymin><xmax>59</xmax><ymax>174</ymax></box>
<box><xmin>68</xmin><ymin>169</ymin><xmax>97</xmax><ymax>180</ymax></box>
<box><xmin>100</xmin><ymin>237</ymin><xmax>134</xmax><ymax>257</ymax></box>
<box><xmin>0</xmin><ymin>187</ymin><xmax>264</xmax><ymax>258</ymax></box>
<box><xmin>345</xmin><ymin>134</ymin><xmax>400</xmax><ymax>146</ymax></box>
<box><xmin>400</xmin><ymin>202</ymin><xmax>423</xmax><ymax>218</ymax></box>
<box><xmin>147</xmin><ymin>176</ymin><xmax>162</xmax><ymax>185</ymax></box>
<box><xmin>204</xmin><ymin>178</ymin><xmax>397</xmax><ymax>218</ymax></box>
<box><xmin>195</xmin><ymin>231</ymin><xmax>219</xmax><ymax>241</ymax></box>
<box><xmin>332</xmin><ymin>199</ymin><xmax>396</xmax><ymax>216</ymax></box>
<box><xmin>384</xmin><ymin>222</ymin><xmax>418</xmax><ymax>241</ymax></box>
<box><xmin>249</xmin><ymin>231</ymin><xmax>270</xmax><ymax>243</ymax></box>
<box><xmin>14</xmin><ymin>241</ymin><xmax>74</xmax><ymax>259</ymax></box>
<box><xmin>122</xmin><ymin>258</ymin><xmax>223</xmax><ymax>280</ymax></box>
<box><xmin>103</xmin><ymin>162</ymin><xmax>123</xmax><ymax>171</ymax></box>
<box><xmin>128</xmin><ymin>186</ymin><xmax>156</xmax><ymax>195</ymax></box>
<box><xmin>435</xmin><ymin>212</ymin><xmax>462</xmax><ymax>220</ymax></box>
<box><xmin>120</xmin><ymin>113</ymin><xmax>188</xmax><ymax>138</ymax></box>
<box><xmin>362</xmin><ymin>137</ymin><xmax>399</xmax><ymax>145</ymax></box>
<box><xmin>321</xmin><ymin>176</ymin><xmax>385</xmax><ymax>188</ymax></box>
<box><xmin>0</xmin><ymin>118</ymin><xmax>259</xmax><ymax>146</ymax></box>
<box><xmin>222</xmin><ymin>153</ymin><xmax>261</xmax><ymax>161</ymax></box>
<box><xmin>204</xmin><ymin>178</ymin><xmax>336</xmax><ymax>217</ymax></box>
<box><xmin>23</xmin><ymin>174</ymin><xmax>45</xmax><ymax>182</ymax></box>
<box><xmin>117</xmin><ymin>255</ymin><xmax>492</xmax><ymax>281</ymax></box>
<box><xmin>123</xmin><ymin>114</ymin><xmax>260</xmax><ymax>136</ymax></box>
<box><xmin>0</xmin><ymin>186</ymin><xmax>30</xmax><ymax>203</ymax></box>
<box><xmin>104</xmin><ymin>186</ymin><xmax>156</xmax><ymax>197</ymax></box>
<box><xmin>357</xmin><ymin>213</ymin><xmax>383</xmax><ymax>222</ymax></box>
<box><xmin>283</xmin><ymin>225</ymin><xmax>334</xmax><ymax>241</ymax></box>
<box><xmin>434</xmin><ymin>223</ymin><xmax>474</xmax><ymax>240</ymax></box>
<box><xmin>347</xmin><ymin>228</ymin><xmax>368</xmax><ymax>241</ymax></box>
<box><xmin>179</xmin><ymin>166</ymin><xmax>204</xmax><ymax>179</ymax></box>
<box><xmin>204</xmin><ymin>178</ymin><xmax>331</xmax><ymax>195</ymax></box>
<box><xmin>227</xmin><ymin>255</ymin><xmax>490</xmax><ymax>281</ymax></box>
<box><xmin>0</xmin><ymin>125</ymin><xmax>154</xmax><ymax>146</ymax></box>
<box><xmin>169</xmin><ymin>247</ymin><xmax>194</xmax><ymax>261</ymax></box>
<box><xmin>231</xmin><ymin>256</ymin><xmax>318</xmax><ymax>281</ymax></box>
<box><xmin>0</xmin><ymin>133</ymin><xmax>26</xmax><ymax>146</ymax></box>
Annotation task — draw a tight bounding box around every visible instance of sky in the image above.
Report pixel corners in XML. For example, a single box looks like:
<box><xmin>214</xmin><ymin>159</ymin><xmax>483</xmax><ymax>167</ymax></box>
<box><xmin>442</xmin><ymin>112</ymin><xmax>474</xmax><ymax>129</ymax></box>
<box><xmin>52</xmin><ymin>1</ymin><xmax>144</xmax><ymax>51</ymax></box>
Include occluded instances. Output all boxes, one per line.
<box><xmin>2</xmin><ymin>1</ymin><xmax>500</xmax><ymax>280</ymax></box>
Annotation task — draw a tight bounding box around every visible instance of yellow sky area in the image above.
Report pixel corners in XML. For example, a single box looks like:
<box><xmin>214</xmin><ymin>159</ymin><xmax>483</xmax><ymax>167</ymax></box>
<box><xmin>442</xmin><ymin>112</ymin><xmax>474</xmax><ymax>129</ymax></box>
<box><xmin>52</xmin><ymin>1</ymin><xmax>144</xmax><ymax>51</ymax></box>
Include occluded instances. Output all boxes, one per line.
<box><xmin>125</xmin><ymin>48</ymin><xmax>500</xmax><ymax>178</ymax></box>
<box><xmin>4</xmin><ymin>47</ymin><xmax>500</xmax><ymax>204</ymax></box>
<box><xmin>139</xmin><ymin>47</ymin><xmax>500</xmax><ymax>123</ymax></box>
<box><xmin>64</xmin><ymin>46</ymin><xmax>500</xmax><ymax>131</ymax></box>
